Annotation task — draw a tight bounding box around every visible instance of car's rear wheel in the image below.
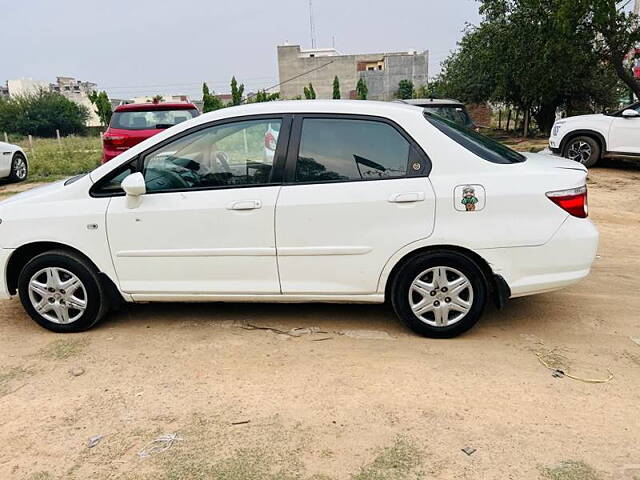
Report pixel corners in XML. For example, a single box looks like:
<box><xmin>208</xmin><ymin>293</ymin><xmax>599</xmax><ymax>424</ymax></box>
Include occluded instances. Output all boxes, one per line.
<box><xmin>8</xmin><ymin>152</ymin><xmax>28</xmax><ymax>182</ymax></box>
<box><xmin>18</xmin><ymin>250</ymin><xmax>109</xmax><ymax>333</ymax></box>
<box><xmin>564</xmin><ymin>136</ymin><xmax>600</xmax><ymax>168</ymax></box>
<box><xmin>391</xmin><ymin>251</ymin><xmax>488</xmax><ymax>338</ymax></box>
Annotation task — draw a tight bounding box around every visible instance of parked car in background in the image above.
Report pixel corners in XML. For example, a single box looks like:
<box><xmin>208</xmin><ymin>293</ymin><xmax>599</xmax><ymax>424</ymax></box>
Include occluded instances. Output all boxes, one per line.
<box><xmin>549</xmin><ymin>102</ymin><xmax>640</xmax><ymax>168</ymax></box>
<box><xmin>0</xmin><ymin>141</ymin><xmax>28</xmax><ymax>182</ymax></box>
<box><xmin>0</xmin><ymin>101</ymin><xmax>598</xmax><ymax>338</ymax></box>
<box><xmin>102</xmin><ymin>102</ymin><xmax>199</xmax><ymax>163</ymax></box>
<box><xmin>397</xmin><ymin>98</ymin><xmax>478</xmax><ymax>130</ymax></box>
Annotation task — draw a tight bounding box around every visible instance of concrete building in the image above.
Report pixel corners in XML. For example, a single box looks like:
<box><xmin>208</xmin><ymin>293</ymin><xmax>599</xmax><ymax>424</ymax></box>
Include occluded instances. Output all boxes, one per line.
<box><xmin>277</xmin><ymin>44</ymin><xmax>429</xmax><ymax>100</ymax></box>
<box><xmin>49</xmin><ymin>77</ymin><xmax>101</xmax><ymax>127</ymax></box>
<box><xmin>6</xmin><ymin>78</ymin><xmax>49</xmax><ymax>97</ymax></box>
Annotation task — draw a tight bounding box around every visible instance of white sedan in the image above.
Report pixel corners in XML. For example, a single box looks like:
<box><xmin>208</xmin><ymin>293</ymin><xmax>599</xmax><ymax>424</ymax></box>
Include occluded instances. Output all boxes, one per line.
<box><xmin>0</xmin><ymin>101</ymin><xmax>598</xmax><ymax>338</ymax></box>
<box><xmin>0</xmin><ymin>141</ymin><xmax>29</xmax><ymax>182</ymax></box>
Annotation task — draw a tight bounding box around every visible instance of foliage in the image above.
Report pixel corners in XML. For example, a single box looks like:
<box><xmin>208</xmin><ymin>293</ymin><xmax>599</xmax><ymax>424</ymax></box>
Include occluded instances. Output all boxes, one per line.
<box><xmin>303</xmin><ymin>83</ymin><xmax>316</xmax><ymax>100</ymax></box>
<box><xmin>396</xmin><ymin>80</ymin><xmax>414</xmax><ymax>100</ymax></box>
<box><xmin>202</xmin><ymin>82</ymin><xmax>225</xmax><ymax>112</ymax></box>
<box><xmin>437</xmin><ymin>0</ymin><xmax>627</xmax><ymax>134</ymax></box>
<box><xmin>332</xmin><ymin>76</ymin><xmax>341</xmax><ymax>99</ymax></box>
<box><xmin>150</xmin><ymin>94</ymin><xmax>164</xmax><ymax>103</ymax></box>
<box><xmin>0</xmin><ymin>90</ymin><xmax>89</xmax><ymax>137</ymax></box>
<box><xmin>87</xmin><ymin>90</ymin><xmax>112</xmax><ymax>126</ymax></box>
<box><xmin>251</xmin><ymin>90</ymin><xmax>280</xmax><ymax>103</ymax></box>
<box><xmin>230</xmin><ymin>76</ymin><xmax>245</xmax><ymax>106</ymax></box>
<box><xmin>356</xmin><ymin>78</ymin><xmax>368</xmax><ymax>100</ymax></box>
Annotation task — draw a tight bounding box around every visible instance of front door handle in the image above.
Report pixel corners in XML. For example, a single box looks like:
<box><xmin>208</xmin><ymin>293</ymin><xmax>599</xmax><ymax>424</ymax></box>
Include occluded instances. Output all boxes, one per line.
<box><xmin>227</xmin><ymin>200</ymin><xmax>262</xmax><ymax>211</ymax></box>
<box><xmin>388</xmin><ymin>192</ymin><xmax>425</xmax><ymax>203</ymax></box>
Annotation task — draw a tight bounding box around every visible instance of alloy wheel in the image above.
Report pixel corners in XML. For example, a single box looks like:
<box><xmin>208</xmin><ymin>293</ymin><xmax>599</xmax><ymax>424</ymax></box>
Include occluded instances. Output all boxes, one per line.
<box><xmin>28</xmin><ymin>267</ymin><xmax>88</xmax><ymax>324</ymax></box>
<box><xmin>567</xmin><ymin>141</ymin><xmax>592</xmax><ymax>164</ymax></box>
<box><xmin>408</xmin><ymin>266</ymin><xmax>474</xmax><ymax>327</ymax></box>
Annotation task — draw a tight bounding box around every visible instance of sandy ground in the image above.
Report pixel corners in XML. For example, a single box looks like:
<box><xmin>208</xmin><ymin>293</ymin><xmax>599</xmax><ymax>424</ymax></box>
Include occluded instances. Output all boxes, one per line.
<box><xmin>0</xmin><ymin>161</ymin><xmax>639</xmax><ymax>480</ymax></box>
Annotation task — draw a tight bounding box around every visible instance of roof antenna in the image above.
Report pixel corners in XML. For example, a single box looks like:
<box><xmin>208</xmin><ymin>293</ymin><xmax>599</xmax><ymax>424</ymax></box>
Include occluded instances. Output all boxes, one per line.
<box><xmin>309</xmin><ymin>0</ymin><xmax>317</xmax><ymax>49</ymax></box>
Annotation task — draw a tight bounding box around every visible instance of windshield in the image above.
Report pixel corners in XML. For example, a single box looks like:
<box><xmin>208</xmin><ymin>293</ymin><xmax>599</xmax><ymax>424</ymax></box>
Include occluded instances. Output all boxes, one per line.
<box><xmin>425</xmin><ymin>112</ymin><xmax>525</xmax><ymax>164</ymax></box>
<box><xmin>423</xmin><ymin>106</ymin><xmax>474</xmax><ymax>128</ymax></box>
<box><xmin>110</xmin><ymin>109</ymin><xmax>199</xmax><ymax>130</ymax></box>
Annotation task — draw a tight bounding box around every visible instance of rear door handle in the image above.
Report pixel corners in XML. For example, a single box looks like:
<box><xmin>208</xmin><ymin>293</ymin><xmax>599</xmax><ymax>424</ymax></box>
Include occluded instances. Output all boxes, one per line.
<box><xmin>388</xmin><ymin>192</ymin><xmax>425</xmax><ymax>203</ymax></box>
<box><xmin>227</xmin><ymin>200</ymin><xmax>262</xmax><ymax>211</ymax></box>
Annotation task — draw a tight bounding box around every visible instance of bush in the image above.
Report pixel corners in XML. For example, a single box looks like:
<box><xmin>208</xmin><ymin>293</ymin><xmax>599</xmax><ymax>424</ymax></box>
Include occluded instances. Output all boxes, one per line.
<box><xmin>0</xmin><ymin>90</ymin><xmax>89</xmax><ymax>137</ymax></box>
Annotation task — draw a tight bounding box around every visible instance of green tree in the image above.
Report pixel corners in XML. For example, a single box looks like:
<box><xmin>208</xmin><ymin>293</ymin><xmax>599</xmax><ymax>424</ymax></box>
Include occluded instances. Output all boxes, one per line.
<box><xmin>356</xmin><ymin>78</ymin><xmax>368</xmax><ymax>100</ymax></box>
<box><xmin>437</xmin><ymin>0</ymin><xmax>623</xmax><ymax>135</ymax></box>
<box><xmin>303</xmin><ymin>83</ymin><xmax>316</xmax><ymax>99</ymax></box>
<box><xmin>88</xmin><ymin>90</ymin><xmax>112</xmax><ymax>126</ymax></box>
<box><xmin>397</xmin><ymin>80</ymin><xmax>415</xmax><ymax>100</ymax></box>
<box><xmin>569</xmin><ymin>0</ymin><xmax>640</xmax><ymax>99</ymax></box>
<box><xmin>332</xmin><ymin>76</ymin><xmax>341</xmax><ymax>99</ymax></box>
<box><xmin>0</xmin><ymin>90</ymin><xmax>88</xmax><ymax>137</ymax></box>
<box><xmin>202</xmin><ymin>82</ymin><xmax>224</xmax><ymax>112</ymax></box>
<box><xmin>230</xmin><ymin>76</ymin><xmax>245</xmax><ymax>106</ymax></box>
<box><xmin>150</xmin><ymin>95</ymin><xmax>164</xmax><ymax>103</ymax></box>
<box><xmin>251</xmin><ymin>90</ymin><xmax>280</xmax><ymax>103</ymax></box>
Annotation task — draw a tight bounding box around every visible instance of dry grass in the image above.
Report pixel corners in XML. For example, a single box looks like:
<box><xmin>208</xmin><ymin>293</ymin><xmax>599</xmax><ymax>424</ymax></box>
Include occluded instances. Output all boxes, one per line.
<box><xmin>540</xmin><ymin>460</ymin><xmax>602</xmax><ymax>480</ymax></box>
<box><xmin>0</xmin><ymin>365</ymin><xmax>33</xmax><ymax>397</ymax></box>
<box><xmin>39</xmin><ymin>337</ymin><xmax>89</xmax><ymax>360</ymax></box>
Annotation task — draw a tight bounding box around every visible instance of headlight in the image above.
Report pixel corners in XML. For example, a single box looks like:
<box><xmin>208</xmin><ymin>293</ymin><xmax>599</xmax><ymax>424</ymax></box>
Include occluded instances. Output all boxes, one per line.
<box><xmin>552</xmin><ymin>123</ymin><xmax>563</xmax><ymax>137</ymax></box>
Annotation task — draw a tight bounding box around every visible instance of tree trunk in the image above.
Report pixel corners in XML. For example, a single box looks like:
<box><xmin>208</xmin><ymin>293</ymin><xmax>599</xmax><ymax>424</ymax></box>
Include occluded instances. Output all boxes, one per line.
<box><xmin>523</xmin><ymin>109</ymin><xmax>530</xmax><ymax>138</ymax></box>
<box><xmin>498</xmin><ymin>110</ymin><xmax>502</xmax><ymax>130</ymax></box>
<box><xmin>534</xmin><ymin>103</ymin><xmax>558</xmax><ymax>136</ymax></box>
<box><xmin>613</xmin><ymin>58</ymin><xmax>640</xmax><ymax>101</ymax></box>
<box><xmin>506</xmin><ymin>109</ymin><xmax>512</xmax><ymax>131</ymax></box>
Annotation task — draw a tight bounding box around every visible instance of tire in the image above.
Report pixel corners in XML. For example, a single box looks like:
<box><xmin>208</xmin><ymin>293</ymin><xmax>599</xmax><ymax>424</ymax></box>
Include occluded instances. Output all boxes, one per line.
<box><xmin>391</xmin><ymin>251</ymin><xmax>488</xmax><ymax>338</ymax></box>
<box><xmin>18</xmin><ymin>250</ymin><xmax>109</xmax><ymax>333</ymax></box>
<box><xmin>8</xmin><ymin>152</ymin><xmax>28</xmax><ymax>182</ymax></box>
<box><xmin>563</xmin><ymin>136</ymin><xmax>600</xmax><ymax>168</ymax></box>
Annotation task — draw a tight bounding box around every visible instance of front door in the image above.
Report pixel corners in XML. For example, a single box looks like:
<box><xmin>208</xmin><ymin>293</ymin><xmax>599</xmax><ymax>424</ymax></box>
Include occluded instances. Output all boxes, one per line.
<box><xmin>608</xmin><ymin>104</ymin><xmax>640</xmax><ymax>154</ymax></box>
<box><xmin>275</xmin><ymin>115</ymin><xmax>436</xmax><ymax>295</ymax></box>
<box><xmin>104</xmin><ymin>116</ymin><xmax>289</xmax><ymax>296</ymax></box>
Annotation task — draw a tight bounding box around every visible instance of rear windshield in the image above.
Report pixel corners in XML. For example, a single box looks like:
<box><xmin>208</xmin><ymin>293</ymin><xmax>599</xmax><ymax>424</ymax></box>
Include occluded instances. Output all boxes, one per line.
<box><xmin>424</xmin><ymin>113</ymin><xmax>526</xmax><ymax>164</ymax></box>
<box><xmin>423</xmin><ymin>106</ymin><xmax>474</xmax><ymax>128</ymax></box>
<box><xmin>110</xmin><ymin>109</ymin><xmax>199</xmax><ymax>130</ymax></box>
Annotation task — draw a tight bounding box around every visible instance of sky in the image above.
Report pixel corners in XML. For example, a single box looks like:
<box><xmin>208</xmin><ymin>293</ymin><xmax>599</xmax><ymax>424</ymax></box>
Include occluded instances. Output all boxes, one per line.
<box><xmin>0</xmin><ymin>0</ymin><xmax>481</xmax><ymax>99</ymax></box>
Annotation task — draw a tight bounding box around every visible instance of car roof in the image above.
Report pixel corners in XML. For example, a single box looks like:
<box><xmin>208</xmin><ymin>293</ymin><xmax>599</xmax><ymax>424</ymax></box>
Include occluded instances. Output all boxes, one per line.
<box><xmin>114</xmin><ymin>102</ymin><xmax>198</xmax><ymax>112</ymax></box>
<box><xmin>399</xmin><ymin>98</ymin><xmax>465</xmax><ymax>107</ymax></box>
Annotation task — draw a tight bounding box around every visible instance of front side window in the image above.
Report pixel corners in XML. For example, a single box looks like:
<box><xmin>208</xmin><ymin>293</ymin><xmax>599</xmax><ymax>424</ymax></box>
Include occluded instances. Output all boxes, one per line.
<box><xmin>142</xmin><ymin>119</ymin><xmax>282</xmax><ymax>192</ymax></box>
<box><xmin>295</xmin><ymin>118</ymin><xmax>412</xmax><ymax>183</ymax></box>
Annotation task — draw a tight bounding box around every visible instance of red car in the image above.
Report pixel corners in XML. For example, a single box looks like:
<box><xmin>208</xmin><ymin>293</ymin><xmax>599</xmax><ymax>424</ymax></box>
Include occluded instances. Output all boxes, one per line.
<box><xmin>102</xmin><ymin>102</ymin><xmax>199</xmax><ymax>163</ymax></box>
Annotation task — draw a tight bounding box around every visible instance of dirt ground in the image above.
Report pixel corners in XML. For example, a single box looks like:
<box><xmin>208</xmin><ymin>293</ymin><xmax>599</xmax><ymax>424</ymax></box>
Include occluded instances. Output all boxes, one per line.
<box><xmin>1</xmin><ymin>160</ymin><xmax>639</xmax><ymax>480</ymax></box>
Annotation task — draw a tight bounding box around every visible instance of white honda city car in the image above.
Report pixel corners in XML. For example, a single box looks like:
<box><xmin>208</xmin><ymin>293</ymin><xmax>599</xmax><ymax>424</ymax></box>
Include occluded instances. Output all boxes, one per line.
<box><xmin>0</xmin><ymin>101</ymin><xmax>598</xmax><ymax>338</ymax></box>
<box><xmin>0</xmin><ymin>141</ymin><xmax>29</xmax><ymax>182</ymax></box>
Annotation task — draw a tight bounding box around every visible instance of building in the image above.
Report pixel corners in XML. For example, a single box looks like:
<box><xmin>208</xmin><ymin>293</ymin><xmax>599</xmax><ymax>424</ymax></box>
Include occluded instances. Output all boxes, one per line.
<box><xmin>277</xmin><ymin>44</ymin><xmax>429</xmax><ymax>100</ymax></box>
<box><xmin>6</xmin><ymin>78</ymin><xmax>49</xmax><ymax>97</ymax></box>
<box><xmin>0</xmin><ymin>83</ymin><xmax>8</xmax><ymax>99</ymax></box>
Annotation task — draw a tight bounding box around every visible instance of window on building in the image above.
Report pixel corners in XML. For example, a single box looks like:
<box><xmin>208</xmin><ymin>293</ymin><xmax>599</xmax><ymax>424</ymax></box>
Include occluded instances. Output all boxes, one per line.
<box><xmin>295</xmin><ymin>118</ymin><xmax>412</xmax><ymax>183</ymax></box>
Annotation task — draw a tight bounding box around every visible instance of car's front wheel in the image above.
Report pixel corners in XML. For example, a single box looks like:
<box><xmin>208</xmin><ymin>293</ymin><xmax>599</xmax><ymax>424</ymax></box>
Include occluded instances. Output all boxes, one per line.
<box><xmin>18</xmin><ymin>250</ymin><xmax>109</xmax><ymax>333</ymax></box>
<box><xmin>8</xmin><ymin>152</ymin><xmax>28</xmax><ymax>182</ymax></box>
<box><xmin>391</xmin><ymin>251</ymin><xmax>488</xmax><ymax>338</ymax></box>
<box><xmin>564</xmin><ymin>136</ymin><xmax>600</xmax><ymax>168</ymax></box>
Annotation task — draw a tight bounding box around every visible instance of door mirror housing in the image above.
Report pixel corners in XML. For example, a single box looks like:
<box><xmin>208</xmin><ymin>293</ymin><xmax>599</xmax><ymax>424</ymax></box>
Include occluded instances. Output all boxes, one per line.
<box><xmin>121</xmin><ymin>172</ymin><xmax>146</xmax><ymax>208</ymax></box>
<box><xmin>621</xmin><ymin>109</ymin><xmax>640</xmax><ymax>118</ymax></box>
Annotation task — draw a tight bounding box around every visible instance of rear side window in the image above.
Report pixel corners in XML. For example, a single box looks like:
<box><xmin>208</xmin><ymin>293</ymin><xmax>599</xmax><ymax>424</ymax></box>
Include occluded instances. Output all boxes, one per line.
<box><xmin>425</xmin><ymin>113</ymin><xmax>525</xmax><ymax>164</ymax></box>
<box><xmin>295</xmin><ymin>118</ymin><xmax>416</xmax><ymax>183</ymax></box>
<box><xmin>110</xmin><ymin>109</ymin><xmax>199</xmax><ymax>130</ymax></box>
<box><xmin>423</xmin><ymin>106</ymin><xmax>473</xmax><ymax>128</ymax></box>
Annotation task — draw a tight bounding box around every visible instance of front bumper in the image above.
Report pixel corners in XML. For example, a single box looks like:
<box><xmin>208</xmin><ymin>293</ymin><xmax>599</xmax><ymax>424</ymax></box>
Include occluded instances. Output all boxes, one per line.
<box><xmin>480</xmin><ymin>216</ymin><xmax>599</xmax><ymax>298</ymax></box>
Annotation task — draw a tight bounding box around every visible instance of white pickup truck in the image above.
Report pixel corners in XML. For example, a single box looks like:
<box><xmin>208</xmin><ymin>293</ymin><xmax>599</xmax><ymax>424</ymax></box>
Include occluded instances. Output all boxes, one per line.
<box><xmin>549</xmin><ymin>102</ymin><xmax>640</xmax><ymax>167</ymax></box>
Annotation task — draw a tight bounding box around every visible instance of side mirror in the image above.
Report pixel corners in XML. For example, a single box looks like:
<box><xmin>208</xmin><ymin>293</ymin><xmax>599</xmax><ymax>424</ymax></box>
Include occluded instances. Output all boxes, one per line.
<box><xmin>121</xmin><ymin>172</ymin><xmax>146</xmax><ymax>208</ymax></box>
<box><xmin>621</xmin><ymin>109</ymin><xmax>640</xmax><ymax>118</ymax></box>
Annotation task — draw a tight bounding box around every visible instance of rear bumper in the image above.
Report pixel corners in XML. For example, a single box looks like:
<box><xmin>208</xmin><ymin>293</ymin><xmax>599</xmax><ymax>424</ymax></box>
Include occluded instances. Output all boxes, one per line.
<box><xmin>480</xmin><ymin>216</ymin><xmax>599</xmax><ymax>298</ymax></box>
<box><xmin>0</xmin><ymin>248</ymin><xmax>14</xmax><ymax>300</ymax></box>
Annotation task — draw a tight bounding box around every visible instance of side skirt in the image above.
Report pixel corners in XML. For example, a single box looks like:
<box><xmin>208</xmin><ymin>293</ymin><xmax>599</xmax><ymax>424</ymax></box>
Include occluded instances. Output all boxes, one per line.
<box><xmin>129</xmin><ymin>293</ymin><xmax>386</xmax><ymax>304</ymax></box>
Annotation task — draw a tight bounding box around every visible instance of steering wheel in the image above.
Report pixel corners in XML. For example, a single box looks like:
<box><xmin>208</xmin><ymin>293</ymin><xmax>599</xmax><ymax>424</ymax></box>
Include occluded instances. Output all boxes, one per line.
<box><xmin>215</xmin><ymin>151</ymin><xmax>232</xmax><ymax>173</ymax></box>
<box><xmin>144</xmin><ymin>167</ymin><xmax>190</xmax><ymax>191</ymax></box>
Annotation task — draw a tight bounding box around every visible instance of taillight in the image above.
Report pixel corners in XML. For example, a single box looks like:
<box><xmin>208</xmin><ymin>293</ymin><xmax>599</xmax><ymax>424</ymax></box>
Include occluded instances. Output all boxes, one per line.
<box><xmin>264</xmin><ymin>132</ymin><xmax>276</xmax><ymax>151</ymax></box>
<box><xmin>546</xmin><ymin>185</ymin><xmax>588</xmax><ymax>218</ymax></box>
<box><xmin>103</xmin><ymin>135</ymin><xmax>127</xmax><ymax>148</ymax></box>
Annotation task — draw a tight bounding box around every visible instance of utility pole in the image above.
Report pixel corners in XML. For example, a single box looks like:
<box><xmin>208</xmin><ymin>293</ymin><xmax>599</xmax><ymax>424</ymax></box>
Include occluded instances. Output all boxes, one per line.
<box><xmin>309</xmin><ymin>0</ymin><xmax>317</xmax><ymax>49</ymax></box>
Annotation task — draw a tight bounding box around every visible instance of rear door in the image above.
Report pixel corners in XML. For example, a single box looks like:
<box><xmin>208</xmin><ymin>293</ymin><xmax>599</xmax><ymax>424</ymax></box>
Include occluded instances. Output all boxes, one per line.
<box><xmin>275</xmin><ymin>115</ymin><xmax>436</xmax><ymax>295</ymax></box>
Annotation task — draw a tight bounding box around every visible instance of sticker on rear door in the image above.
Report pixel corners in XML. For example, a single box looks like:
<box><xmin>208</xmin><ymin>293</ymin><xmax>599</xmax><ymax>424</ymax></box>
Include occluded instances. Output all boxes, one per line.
<box><xmin>454</xmin><ymin>184</ymin><xmax>486</xmax><ymax>212</ymax></box>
